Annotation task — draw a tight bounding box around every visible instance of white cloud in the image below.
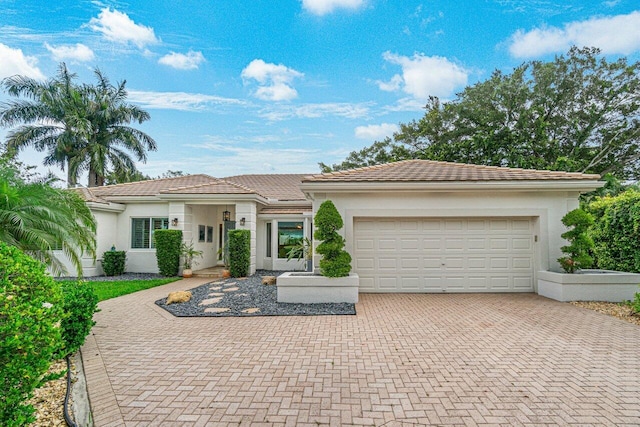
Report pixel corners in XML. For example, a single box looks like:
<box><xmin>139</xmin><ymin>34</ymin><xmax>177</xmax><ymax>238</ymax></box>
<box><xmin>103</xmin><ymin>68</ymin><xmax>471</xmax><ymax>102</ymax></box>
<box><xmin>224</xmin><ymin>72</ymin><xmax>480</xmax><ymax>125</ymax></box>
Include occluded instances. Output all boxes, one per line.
<box><xmin>158</xmin><ymin>50</ymin><xmax>205</xmax><ymax>70</ymax></box>
<box><xmin>259</xmin><ymin>102</ymin><xmax>372</xmax><ymax>121</ymax></box>
<box><xmin>354</xmin><ymin>123</ymin><xmax>399</xmax><ymax>140</ymax></box>
<box><xmin>44</xmin><ymin>43</ymin><xmax>95</xmax><ymax>62</ymax></box>
<box><xmin>378</xmin><ymin>51</ymin><xmax>469</xmax><ymax>100</ymax></box>
<box><xmin>508</xmin><ymin>11</ymin><xmax>640</xmax><ymax>57</ymax></box>
<box><xmin>241</xmin><ymin>59</ymin><xmax>304</xmax><ymax>101</ymax></box>
<box><xmin>88</xmin><ymin>8</ymin><xmax>159</xmax><ymax>49</ymax></box>
<box><xmin>0</xmin><ymin>43</ymin><xmax>45</xmax><ymax>79</ymax></box>
<box><xmin>301</xmin><ymin>0</ymin><xmax>365</xmax><ymax>15</ymax></box>
<box><xmin>128</xmin><ymin>90</ymin><xmax>245</xmax><ymax>111</ymax></box>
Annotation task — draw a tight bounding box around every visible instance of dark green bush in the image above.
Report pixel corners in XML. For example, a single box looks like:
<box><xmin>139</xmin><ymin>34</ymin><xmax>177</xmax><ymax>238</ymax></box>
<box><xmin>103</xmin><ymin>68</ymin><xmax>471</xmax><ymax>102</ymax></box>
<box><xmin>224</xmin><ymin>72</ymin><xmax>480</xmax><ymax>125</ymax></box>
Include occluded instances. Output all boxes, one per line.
<box><xmin>58</xmin><ymin>281</ymin><xmax>98</xmax><ymax>357</ymax></box>
<box><xmin>228</xmin><ymin>229</ymin><xmax>250</xmax><ymax>277</ymax></box>
<box><xmin>629</xmin><ymin>290</ymin><xmax>640</xmax><ymax>315</ymax></box>
<box><xmin>314</xmin><ymin>200</ymin><xmax>352</xmax><ymax>277</ymax></box>
<box><xmin>586</xmin><ymin>190</ymin><xmax>640</xmax><ymax>272</ymax></box>
<box><xmin>101</xmin><ymin>250</ymin><xmax>126</xmax><ymax>276</ymax></box>
<box><xmin>154</xmin><ymin>230</ymin><xmax>182</xmax><ymax>276</ymax></box>
<box><xmin>557</xmin><ymin>208</ymin><xmax>594</xmax><ymax>273</ymax></box>
<box><xmin>0</xmin><ymin>243</ymin><xmax>64</xmax><ymax>426</ymax></box>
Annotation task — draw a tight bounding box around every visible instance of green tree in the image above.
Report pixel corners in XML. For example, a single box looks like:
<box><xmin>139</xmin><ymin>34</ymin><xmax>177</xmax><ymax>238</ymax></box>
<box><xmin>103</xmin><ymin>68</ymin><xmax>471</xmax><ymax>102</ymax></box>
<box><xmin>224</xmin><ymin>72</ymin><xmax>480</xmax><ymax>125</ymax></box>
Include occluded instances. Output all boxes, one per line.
<box><xmin>0</xmin><ymin>63</ymin><xmax>156</xmax><ymax>187</ymax></box>
<box><xmin>324</xmin><ymin>47</ymin><xmax>640</xmax><ymax>179</ymax></box>
<box><xmin>0</xmin><ymin>158</ymin><xmax>96</xmax><ymax>276</ymax></box>
<box><xmin>557</xmin><ymin>208</ymin><xmax>594</xmax><ymax>273</ymax></box>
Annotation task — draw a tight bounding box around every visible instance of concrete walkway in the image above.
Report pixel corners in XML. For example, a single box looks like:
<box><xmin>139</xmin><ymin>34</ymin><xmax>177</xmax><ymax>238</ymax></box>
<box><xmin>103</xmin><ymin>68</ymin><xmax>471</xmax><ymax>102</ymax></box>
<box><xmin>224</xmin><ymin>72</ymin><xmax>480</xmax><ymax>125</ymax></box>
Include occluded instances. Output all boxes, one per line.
<box><xmin>82</xmin><ymin>278</ymin><xmax>640</xmax><ymax>426</ymax></box>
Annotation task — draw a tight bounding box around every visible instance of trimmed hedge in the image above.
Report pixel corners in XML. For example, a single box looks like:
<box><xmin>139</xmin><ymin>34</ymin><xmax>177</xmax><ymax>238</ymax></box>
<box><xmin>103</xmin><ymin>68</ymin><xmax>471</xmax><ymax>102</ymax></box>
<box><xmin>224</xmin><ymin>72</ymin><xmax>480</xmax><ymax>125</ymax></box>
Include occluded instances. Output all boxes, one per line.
<box><xmin>154</xmin><ymin>229</ymin><xmax>182</xmax><ymax>276</ymax></box>
<box><xmin>314</xmin><ymin>200</ymin><xmax>352</xmax><ymax>277</ymax></box>
<box><xmin>101</xmin><ymin>250</ymin><xmax>126</xmax><ymax>276</ymax></box>
<box><xmin>58</xmin><ymin>281</ymin><xmax>98</xmax><ymax>357</ymax></box>
<box><xmin>0</xmin><ymin>243</ymin><xmax>64</xmax><ymax>426</ymax></box>
<box><xmin>586</xmin><ymin>190</ymin><xmax>640</xmax><ymax>272</ymax></box>
<box><xmin>228</xmin><ymin>229</ymin><xmax>250</xmax><ymax>277</ymax></box>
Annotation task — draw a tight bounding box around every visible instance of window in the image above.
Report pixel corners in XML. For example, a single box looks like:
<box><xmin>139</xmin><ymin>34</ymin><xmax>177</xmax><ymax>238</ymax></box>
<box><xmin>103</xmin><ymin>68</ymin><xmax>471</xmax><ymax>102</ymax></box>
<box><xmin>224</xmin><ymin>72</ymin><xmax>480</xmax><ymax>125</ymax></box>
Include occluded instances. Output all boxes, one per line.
<box><xmin>207</xmin><ymin>226</ymin><xmax>213</xmax><ymax>243</ymax></box>
<box><xmin>131</xmin><ymin>218</ymin><xmax>168</xmax><ymax>249</ymax></box>
<box><xmin>198</xmin><ymin>225</ymin><xmax>206</xmax><ymax>242</ymax></box>
<box><xmin>278</xmin><ymin>221</ymin><xmax>303</xmax><ymax>258</ymax></box>
<box><xmin>266</xmin><ymin>222</ymin><xmax>272</xmax><ymax>258</ymax></box>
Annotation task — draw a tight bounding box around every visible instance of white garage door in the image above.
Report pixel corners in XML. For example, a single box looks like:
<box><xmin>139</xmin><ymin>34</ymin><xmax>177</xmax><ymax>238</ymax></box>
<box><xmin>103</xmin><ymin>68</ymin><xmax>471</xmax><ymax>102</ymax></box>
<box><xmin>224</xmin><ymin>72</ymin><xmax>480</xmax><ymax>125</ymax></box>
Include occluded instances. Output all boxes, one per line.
<box><xmin>354</xmin><ymin>217</ymin><xmax>535</xmax><ymax>293</ymax></box>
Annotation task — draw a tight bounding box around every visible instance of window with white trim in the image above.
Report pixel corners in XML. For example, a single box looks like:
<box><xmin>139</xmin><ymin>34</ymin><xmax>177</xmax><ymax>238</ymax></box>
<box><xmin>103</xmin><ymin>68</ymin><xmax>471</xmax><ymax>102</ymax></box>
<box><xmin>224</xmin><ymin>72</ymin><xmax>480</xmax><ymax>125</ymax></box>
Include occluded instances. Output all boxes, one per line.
<box><xmin>131</xmin><ymin>217</ymin><xmax>168</xmax><ymax>249</ymax></box>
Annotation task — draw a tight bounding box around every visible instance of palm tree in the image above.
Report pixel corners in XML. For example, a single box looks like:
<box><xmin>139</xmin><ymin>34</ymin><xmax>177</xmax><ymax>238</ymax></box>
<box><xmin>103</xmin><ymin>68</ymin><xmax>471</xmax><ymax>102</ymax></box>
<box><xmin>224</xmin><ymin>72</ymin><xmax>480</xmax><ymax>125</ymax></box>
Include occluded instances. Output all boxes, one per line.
<box><xmin>0</xmin><ymin>63</ymin><xmax>156</xmax><ymax>187</ymax></box>
<box><xmin>0</xmin><ymin>63</ymin><xmax>89</xmax><ymax>186</ymax></box>
<box><xmin>0</xmin><ymin>158</ymin><xmax>96</xmax><ymax>276</ymax></box>
<box><xmin>67</xmin><ymin>69</ymin><xmax>157</xmax><ymax>187</ymax></box>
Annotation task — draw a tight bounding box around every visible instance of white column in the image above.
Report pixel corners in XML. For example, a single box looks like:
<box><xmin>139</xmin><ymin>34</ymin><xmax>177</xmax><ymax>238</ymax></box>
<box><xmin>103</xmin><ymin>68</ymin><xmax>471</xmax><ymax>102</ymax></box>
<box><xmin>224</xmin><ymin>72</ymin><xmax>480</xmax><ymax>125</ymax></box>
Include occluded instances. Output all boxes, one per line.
<box><xmin>235</xmin><ymin>201</ymin><xmax>257</xmax><ymax>275</ymax></box>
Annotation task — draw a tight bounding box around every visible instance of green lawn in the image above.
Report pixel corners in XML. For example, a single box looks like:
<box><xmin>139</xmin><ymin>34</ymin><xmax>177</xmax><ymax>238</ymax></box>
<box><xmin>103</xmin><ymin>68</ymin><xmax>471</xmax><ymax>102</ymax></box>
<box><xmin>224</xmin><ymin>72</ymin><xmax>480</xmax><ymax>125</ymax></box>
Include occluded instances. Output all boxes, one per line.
<box><xmin>59</xmin><ymin>278</ymin><xmax>180</xmax><ymax>301</ymax></box>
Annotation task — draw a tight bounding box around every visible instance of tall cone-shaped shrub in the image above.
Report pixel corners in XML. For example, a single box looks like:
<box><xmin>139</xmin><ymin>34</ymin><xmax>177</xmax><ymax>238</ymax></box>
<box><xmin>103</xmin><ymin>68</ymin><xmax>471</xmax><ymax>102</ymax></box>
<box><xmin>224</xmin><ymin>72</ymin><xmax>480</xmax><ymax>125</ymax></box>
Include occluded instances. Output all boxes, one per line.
<box><xmin>314</xmin><ymin>200</ymin><xmax>352</xmax><ymax>277</ymax></box>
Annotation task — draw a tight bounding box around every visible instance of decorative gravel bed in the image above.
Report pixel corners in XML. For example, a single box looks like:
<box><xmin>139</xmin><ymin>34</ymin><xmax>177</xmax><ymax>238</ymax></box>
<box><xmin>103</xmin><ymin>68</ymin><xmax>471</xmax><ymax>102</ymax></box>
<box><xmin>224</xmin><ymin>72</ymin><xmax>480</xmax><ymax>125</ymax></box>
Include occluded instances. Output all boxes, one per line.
<box><xmin>156</xmin><ymin>270</ymin><xmax>356</xmax><ymax>317</ymax></box>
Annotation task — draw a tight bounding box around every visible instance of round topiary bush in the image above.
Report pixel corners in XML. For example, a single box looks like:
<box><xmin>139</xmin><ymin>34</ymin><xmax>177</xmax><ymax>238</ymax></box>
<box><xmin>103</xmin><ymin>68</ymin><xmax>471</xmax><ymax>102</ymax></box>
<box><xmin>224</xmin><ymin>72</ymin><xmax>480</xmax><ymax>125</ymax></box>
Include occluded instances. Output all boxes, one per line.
<box><xmin>0</xmin><ymin>243</ymin><xmax>64</xmax><ymax>426</ymax></box>
<box><xmin>314</xmin><ymin>200</ymin><xmax>352</xmax><ymax>277</ymax></box>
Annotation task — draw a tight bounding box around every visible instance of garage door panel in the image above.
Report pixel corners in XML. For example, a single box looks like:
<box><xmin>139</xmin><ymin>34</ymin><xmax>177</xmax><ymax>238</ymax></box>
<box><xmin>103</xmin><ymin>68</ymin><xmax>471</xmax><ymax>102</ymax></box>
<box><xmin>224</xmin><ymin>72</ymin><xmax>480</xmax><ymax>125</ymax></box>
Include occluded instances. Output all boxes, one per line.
<box><xmin>354</xmin><ymin>217</ymin><xmax>535</xmax><ymax>293</ymax></box>
<box><xmin>355</xmin><ymin>238</ymin><xmax>374</xmax><ymax>251</ymax></box>
<box><xmin>379</xmin><ymin>276</ymin><xmax>398</xmax><ymax>290</ymax></box>
<box><xmin>378</xmin><ymin>258</ymin><xmax>397</xmax><ymax>269</ymax></box>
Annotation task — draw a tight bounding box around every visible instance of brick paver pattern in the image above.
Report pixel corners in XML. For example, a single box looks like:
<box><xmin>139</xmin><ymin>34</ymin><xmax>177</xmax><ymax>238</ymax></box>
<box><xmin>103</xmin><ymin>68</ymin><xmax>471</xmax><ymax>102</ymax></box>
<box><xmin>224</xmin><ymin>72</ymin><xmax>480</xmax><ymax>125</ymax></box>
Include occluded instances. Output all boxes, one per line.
<box><xmin>83</xmin><ymin>278</ymin><xmax>640</xmax><ymax>426</ymax></box>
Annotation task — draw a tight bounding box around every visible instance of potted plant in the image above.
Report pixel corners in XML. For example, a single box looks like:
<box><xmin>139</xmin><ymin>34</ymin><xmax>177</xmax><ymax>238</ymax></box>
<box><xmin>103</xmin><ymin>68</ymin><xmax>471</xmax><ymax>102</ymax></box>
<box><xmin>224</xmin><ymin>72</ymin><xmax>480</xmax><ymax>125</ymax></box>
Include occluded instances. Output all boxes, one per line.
<box><xmin>286</xmin><ymin>237</ymin><xmax>313</xmax><ymax>272</ymax></box>
<box><xmin>180</xmin><ymin>241</ymin><xmax>203</xmax><ymax>278</ymax></box>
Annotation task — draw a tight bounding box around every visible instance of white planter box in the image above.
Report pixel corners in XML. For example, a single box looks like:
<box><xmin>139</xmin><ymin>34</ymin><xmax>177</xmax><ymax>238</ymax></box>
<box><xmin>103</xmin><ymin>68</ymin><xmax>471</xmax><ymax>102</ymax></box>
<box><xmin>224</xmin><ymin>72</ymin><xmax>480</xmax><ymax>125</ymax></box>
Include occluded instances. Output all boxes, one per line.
<box><xmin>277</xmin><ymin>272</ymin><xmax>359</xmax><ymax>303</ymax></box>
<box><xmin>538</xmin><ymin>270</ymin><xmax>640</xmax><ymax>302</ymax></box>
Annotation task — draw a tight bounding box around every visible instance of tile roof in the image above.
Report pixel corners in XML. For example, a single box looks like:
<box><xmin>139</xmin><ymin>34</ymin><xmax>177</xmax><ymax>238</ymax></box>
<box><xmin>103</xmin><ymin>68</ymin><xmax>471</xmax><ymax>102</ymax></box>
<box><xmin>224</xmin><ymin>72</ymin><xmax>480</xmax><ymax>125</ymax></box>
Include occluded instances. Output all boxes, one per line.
<box><xmin>160</xmin><ymin>181</ymin><xmax>255</xmax><ymax>195</ymax></box>
<box><xmin>87</xmin><ymin>174</ymin><xmax>219</xmax><ymax>197</ymax></box>
<box><xmin>224</xmin><ymin>174</ymin><xmax>307</xmax><ymax>201</ymax></box>
<box><xmin>303</xmin><ymin>160</ymin><xmax>601</xmax><ymax>182</ymax></box>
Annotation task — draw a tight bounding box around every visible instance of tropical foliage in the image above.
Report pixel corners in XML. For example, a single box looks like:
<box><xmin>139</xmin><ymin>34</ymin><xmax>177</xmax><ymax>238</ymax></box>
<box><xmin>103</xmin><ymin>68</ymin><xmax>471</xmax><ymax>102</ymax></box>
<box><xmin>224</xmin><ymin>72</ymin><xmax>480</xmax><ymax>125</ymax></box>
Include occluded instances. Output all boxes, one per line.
<box><xmin>0</xmin><ymin>63</ymin><xmax>156</xmax><ymax>187</ymax></box>
<box><xmin>0</xmin><ymin>157</ymin><xmax>96</xmax><ymax>276</ymax></box>
<box><xmin>323</xmin><ymin>47</ymin><xmax>640</xmax><ymax>180</ymax></box>
<box><xmin>0</xmin><ymin>243</ymin><xmax>64</xmax><ymax>426</ymax></box>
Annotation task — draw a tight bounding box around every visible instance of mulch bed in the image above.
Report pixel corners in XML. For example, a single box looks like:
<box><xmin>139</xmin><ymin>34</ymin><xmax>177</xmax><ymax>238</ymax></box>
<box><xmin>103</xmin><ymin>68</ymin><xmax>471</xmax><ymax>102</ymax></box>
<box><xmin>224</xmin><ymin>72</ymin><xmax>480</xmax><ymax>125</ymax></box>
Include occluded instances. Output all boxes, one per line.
<box><xmin>570</xmin><ymin>301</ymin><xmax>640</xmax><ymax>326</ymax></box>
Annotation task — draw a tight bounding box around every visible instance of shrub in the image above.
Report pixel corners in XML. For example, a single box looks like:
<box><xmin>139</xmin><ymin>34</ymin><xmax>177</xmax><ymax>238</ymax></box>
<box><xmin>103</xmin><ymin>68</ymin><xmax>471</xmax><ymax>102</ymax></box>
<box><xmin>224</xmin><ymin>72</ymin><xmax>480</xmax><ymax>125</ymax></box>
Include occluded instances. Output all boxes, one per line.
<box><xmin>586</xmin><ymin>190</ymin><xmax>640</xmax><ymax>272</ymax></box>
<box><xmin>0</xmin><ymin>243</ymin><xmax>64</xmax><ymax>426</ymax></box>
<box><xmin>228</xmin><ymin>229</ymin><xmax>250</xmax><ymax>277</ymax></box>
<box><xmin>101</xmin><ymin>250</ymin><xmax>126</xmax><ymax>276</ymax></box>
<box><xmin>154</xmin><ymin>230</ymin><xmax>182</xmax><ymax>276</ymax></box>
<box><xmin>630</xmin><ymin>291</ymin><xmax>640</xmax><ymax>315</ymax></box>
<box><xmin>58</xmin><ymin>281</ymin><xmax>98</xmax><ymax>357</ymax></box>
<box><xmin>314</xmin><ymin>200</ymin><xmax>352</xmax><ymax>277</ymax></box>
<box><xmin>557</xmin><ymin>208</ymin><xmax>594</xmax><ymax>273</ymax></box>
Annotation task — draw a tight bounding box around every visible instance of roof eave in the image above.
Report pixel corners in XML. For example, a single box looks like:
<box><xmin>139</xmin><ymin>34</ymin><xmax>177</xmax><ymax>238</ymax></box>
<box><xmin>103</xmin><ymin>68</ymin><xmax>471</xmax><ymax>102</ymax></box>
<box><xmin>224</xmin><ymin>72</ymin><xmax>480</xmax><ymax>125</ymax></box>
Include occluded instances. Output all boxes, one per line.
<box><xmin>300</xmin><ymin>180</ymin><xmax>605</xmax><ymax>193</ymax></box>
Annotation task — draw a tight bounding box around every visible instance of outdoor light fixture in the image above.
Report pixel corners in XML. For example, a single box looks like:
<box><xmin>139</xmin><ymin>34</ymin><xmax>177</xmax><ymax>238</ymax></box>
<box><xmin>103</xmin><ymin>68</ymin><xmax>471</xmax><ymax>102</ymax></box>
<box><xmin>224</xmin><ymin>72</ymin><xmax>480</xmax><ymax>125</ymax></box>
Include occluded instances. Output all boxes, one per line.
<box><xmin>171</xmin><ymin>218</ymin><xmax>179</xmax><ymax>226</ymax></box>
<box><xmin>223</xmin><ymin>210</ymin><xmax>231</xmax><ymax>222</ymax></box>
<box><xmin>240</xmin><ymin>217</ymin><xmax>246</xmax><ymax>226</ymax></box>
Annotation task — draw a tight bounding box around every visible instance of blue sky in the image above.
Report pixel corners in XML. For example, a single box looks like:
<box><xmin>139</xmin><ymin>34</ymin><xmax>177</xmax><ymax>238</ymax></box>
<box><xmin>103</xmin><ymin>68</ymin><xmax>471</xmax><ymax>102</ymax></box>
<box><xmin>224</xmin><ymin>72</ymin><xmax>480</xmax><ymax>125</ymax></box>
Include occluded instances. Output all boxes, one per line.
<box><xmin>1</xmin><ymin>0</ymin><xmax>639</xmax><ymax>181</ymax></box>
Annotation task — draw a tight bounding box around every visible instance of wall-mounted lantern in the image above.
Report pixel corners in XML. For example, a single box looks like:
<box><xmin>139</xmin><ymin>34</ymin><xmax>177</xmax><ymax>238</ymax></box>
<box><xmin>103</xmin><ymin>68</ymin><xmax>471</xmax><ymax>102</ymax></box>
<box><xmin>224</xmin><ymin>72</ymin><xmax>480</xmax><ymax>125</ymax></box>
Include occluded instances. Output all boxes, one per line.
<box><xmin>171</xmin><ymin>218</ymin><xmax>179</xmax><ymax>226</ymax></box>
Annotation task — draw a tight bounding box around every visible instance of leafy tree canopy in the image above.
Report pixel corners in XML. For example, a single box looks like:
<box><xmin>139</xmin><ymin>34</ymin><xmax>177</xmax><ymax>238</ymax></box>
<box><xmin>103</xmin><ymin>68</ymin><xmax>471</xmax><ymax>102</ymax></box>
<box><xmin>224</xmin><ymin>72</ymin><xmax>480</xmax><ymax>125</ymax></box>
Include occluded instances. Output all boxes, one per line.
<box><xmin>322</xmin><ymin>47</ymin><xmax>640</xmax><ymax>179</ymax></box>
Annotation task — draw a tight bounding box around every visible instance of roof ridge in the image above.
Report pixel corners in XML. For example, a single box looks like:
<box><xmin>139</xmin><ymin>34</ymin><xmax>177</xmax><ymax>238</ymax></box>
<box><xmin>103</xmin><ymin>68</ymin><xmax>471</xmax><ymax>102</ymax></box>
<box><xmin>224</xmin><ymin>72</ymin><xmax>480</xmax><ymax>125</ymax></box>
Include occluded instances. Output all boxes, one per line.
<box><xmin>218</xmin><ymin>179</ymin><xmax>269</xmax><ymax>198</ymax></box>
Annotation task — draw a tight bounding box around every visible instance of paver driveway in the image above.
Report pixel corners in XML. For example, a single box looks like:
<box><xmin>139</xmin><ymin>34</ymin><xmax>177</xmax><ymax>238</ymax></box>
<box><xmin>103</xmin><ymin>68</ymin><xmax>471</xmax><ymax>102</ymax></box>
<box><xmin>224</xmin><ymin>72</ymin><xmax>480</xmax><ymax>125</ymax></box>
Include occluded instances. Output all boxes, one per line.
<box><xmin>82</xmin><ymin>278</ymin><xmax>640</xmax><ymax>426</ymax></box>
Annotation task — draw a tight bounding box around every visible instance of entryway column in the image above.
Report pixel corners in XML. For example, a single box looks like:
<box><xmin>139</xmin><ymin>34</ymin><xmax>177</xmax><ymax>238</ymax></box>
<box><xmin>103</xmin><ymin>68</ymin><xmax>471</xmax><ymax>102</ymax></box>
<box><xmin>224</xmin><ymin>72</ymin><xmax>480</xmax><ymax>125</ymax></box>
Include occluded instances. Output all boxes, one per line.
<box><xmin>235</xmin><ymin>202</ymin><xmax>257</xmax><ymax>275</ymax></box>
<box><xmin>169</xmin><ymin>202</ymin><xmax>191</xmax><ymax>242</ymax></box>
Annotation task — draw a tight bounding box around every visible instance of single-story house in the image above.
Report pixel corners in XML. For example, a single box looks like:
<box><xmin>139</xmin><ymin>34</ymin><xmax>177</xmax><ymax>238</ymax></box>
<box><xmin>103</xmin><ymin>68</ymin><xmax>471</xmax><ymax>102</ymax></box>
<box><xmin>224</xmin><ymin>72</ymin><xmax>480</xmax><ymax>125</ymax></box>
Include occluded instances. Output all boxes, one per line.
<box><xmin>69</xmin><ymin>160</ymin><xmax>602</xmax><ymax>294</ymax></box>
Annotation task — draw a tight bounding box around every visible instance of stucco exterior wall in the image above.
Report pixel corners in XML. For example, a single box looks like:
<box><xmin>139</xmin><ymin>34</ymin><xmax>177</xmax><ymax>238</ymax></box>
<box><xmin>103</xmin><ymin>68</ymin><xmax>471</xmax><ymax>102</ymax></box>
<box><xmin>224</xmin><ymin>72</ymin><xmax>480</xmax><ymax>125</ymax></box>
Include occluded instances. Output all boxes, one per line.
<box><xmin>311</xmin><ymin>190</ymin><xmax>583</xmax><ymax>281</ymax></box>
<box><xmin>53</xmin><ymin>208</ymin><xmax>120</xmax><ymax>277</ymax></box>
<box><xmin>189</xmin><ymin>205</ymin><xmax>220</xmax><ymax>269</ymax></box>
